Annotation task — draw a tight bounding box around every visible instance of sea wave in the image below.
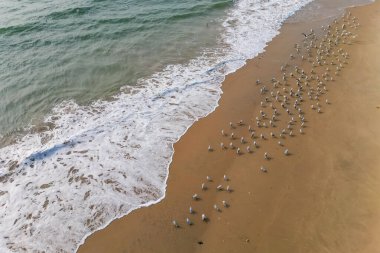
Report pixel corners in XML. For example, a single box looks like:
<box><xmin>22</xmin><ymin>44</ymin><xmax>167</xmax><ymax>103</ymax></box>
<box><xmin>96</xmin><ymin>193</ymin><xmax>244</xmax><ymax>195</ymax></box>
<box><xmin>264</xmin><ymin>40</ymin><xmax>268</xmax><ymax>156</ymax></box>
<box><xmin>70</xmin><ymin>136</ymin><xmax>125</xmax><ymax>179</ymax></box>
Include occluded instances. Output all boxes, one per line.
<box><xmin>0</xmin><ymin>0</ymin><xmax>313</xmax><ymax>252</ymax></box>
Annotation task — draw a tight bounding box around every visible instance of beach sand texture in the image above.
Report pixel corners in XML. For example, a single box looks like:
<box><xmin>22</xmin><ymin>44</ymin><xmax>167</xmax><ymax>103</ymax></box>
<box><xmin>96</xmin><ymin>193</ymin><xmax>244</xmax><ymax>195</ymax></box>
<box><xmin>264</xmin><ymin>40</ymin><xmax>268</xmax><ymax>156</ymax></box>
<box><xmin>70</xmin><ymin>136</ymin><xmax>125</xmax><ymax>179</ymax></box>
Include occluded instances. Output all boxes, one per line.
<box><xmin>78</xmin><ymin>1</ymin><xmax>380</xmax><ymax>253</ymax></box>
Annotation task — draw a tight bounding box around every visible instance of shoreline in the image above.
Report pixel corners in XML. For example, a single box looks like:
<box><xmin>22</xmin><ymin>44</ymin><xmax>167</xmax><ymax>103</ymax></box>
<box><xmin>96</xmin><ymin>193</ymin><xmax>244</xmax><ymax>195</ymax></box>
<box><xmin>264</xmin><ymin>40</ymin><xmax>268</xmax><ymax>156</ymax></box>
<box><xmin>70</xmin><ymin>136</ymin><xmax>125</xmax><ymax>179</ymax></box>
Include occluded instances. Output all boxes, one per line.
<box><xmin>1</xmin><ymin>1</ymin><xmax>332</xmax><ymax>252</ymax></box>
<box><xmin>78</xmin><ymin>1</ymin><xmax>380</xmax><ymax>253</ymax></box>
<box><xmin>1</xmin><ymin>2</ymin><xmax>319</xmax><ymax>252</ymax></box>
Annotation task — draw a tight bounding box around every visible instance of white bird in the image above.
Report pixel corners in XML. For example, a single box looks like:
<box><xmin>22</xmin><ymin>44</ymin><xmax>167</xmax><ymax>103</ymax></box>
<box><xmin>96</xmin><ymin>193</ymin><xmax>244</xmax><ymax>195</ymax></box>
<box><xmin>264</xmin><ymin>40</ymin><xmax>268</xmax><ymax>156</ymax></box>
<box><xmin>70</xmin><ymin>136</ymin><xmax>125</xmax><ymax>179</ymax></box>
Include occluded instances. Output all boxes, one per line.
<box><xmin>189</xmin><ymin>206</ymin><xmax>194</xmax><ymax>214</ymax></box>
<box><xmin>172</xmin><ymin>220</ymin><xmax>179</xmax><ymax>228</ymax></box>
<box><xmin>236</xmin><ymin>148</ymin><xmax>241</xmax><ymax>155</ymax></box>
<box><xmin>246</xmin><ymin>146</ymin><xmax>251</xmax><ymax>153</ymax></box>
<box><xmin>226</xmin><ymin>185</ymin><xmax>231</xmax><ymax>192</ymax></box>
<box><xmin>253</xmin><ymin>141</ymin><xmax>258</xmax><ymax>148</ymax></box>
<box><xmin>284</xmin><ymin>149</ymin><xmax>290</xmax><ymax>156</ymax></box>
<box><xmin>186</xmin><ymin>218</ymin><xmax>192</xmax><ymax>225</ymax></box>
<box><xmin>201</xmin><ymin>214</ymin><xmax>207</xmax><ymax>222</ymax></box>
<box><xmin>264</xmin><ymin>152</ymin><xmax>270</xmax><ymax>160</ymax></box>
<box><xmin>222</xmin><ymin>200</ymin><xmax>228</xmax><ymax>207</ymax></box>
<box><xmin>201</xmin><ymin>183</ymin><xmax>207</xmax><ymax>190</ymax></box>
<box><xmin>260</xmin><ymin>133</ymin><xmax>265</xmax><ymax>139</ymax></box>
<box><xmin>289</xmin><ymin>131</ymin><xmax>293</xmax><ymax>136</ymax></box>
<box><xmin>224</xmin><ymin>174</ymin><xmax>229</xmax><ymax>181</ymax></box>
<box><xmin>229</xmin><ymin>122</ymin><xmax>234</xmax><ymax>128</ymax></box>
<box><xmin>208</xmin><ymin>145</ymin><xmax>212</xmax><ymax>151</ymax></box>
<box><xmin>214</xmin><ymin>204</ymin><xmax>221</xmax><ymax>212</ymax></box>
<box><xmin>231</xmin><ymin>132</ymin><xmax>235</xmax><ymax>139</ymax></box>
<box><xmin>217</xmin><ymin>185</ymin><xmax>223</xmax><ymax>191</ymax></box>
<box><xmin>240</xmin><ymin>137</ymin><xmax>245</xmax><ymax>143</ymax></box>
<box><xmin>206</xmin><ymin>176</ymin><xmax>212</xmax><ymax>182</ymax></box>
<box><xmin>278</xmin><ymin>141</ymin><xmax>282</xmax><ymax>146</ymax></box>
<box><xmin>221</xmin><ymin>129</ymin><xmax>225</xmax><ymax>136</ymax></box>
<box><xmin>229</xmin><ymin>142</ymin><xmax>234</xmax><ymax>149</ymax></box>
<box><xmin>220</xmin><ymin>142</ymin><xmax>225</xmax><ymax>149</ymax></box>
<box><xmin>192</xmin><ymin>194</ymin><xmax>199</xmax><ymax>200</ymax></box>
<box><xmin>260</xmin><ymin>166</ymin><xmax>267</xmax><ymax>173</ymax></box>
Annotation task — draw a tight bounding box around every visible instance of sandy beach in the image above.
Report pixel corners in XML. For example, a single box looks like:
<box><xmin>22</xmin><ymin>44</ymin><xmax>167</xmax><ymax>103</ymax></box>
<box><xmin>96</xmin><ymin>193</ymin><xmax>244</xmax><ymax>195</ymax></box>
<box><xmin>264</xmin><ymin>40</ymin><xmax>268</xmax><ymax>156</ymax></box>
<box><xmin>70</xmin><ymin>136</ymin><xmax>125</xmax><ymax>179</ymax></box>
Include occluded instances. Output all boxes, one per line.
<box><xmin>78</xmin><ymin>1</ymin><xmax>380</xmax><ymax>253</ymax></box>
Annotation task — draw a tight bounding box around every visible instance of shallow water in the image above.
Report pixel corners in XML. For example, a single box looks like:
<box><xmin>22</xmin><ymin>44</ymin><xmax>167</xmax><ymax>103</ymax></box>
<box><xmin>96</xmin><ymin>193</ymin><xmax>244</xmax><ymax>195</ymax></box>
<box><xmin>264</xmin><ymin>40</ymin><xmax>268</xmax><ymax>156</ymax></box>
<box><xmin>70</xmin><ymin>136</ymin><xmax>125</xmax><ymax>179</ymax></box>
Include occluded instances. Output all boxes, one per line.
<box><xmin>0</xmin><ymin>0</ymin><xmax>230</xmax><ymax>137</ymax></box>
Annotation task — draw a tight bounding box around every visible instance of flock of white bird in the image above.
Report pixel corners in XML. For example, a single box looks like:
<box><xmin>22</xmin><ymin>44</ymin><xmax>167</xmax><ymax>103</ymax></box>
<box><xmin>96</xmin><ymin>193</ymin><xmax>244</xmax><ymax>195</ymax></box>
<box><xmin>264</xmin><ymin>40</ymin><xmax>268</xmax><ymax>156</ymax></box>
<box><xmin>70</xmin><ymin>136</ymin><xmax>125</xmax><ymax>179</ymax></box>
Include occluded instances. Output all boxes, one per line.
<box><xmin>172</xmin><ymin>12</ymin><xmax>360</xmax><ymax>228</ymax></box>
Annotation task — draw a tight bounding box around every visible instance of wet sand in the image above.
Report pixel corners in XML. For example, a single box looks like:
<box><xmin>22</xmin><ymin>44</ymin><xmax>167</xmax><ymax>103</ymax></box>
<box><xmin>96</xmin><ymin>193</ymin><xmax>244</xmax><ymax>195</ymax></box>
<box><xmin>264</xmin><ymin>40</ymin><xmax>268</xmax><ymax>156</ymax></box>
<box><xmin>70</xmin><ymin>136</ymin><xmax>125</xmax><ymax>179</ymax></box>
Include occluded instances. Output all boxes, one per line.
<box><xmin>78</xmin><ymin>1</ymin><xmax>380</xmax><ymax>253</ymax></box>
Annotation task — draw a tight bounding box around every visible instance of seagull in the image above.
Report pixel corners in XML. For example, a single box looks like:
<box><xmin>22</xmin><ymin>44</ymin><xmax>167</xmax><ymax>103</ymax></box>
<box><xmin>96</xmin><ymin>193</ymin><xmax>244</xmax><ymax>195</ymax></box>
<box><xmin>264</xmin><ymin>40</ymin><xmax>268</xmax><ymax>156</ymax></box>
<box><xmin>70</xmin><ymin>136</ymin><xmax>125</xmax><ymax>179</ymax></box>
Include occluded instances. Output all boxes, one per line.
<box><xmin>172</xmin><ymin>220</ymin><xmax>179</xmax><ymax>228</ymax></box>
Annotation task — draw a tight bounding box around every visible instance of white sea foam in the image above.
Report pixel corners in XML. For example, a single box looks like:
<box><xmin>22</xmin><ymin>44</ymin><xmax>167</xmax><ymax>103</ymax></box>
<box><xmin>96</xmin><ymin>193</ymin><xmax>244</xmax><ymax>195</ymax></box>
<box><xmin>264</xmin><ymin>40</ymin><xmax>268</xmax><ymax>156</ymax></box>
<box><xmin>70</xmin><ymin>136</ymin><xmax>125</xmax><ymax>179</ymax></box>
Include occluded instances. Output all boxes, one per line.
<box><xmin>0</xmin><ymin>0</ymin><xmax>313</xmax><ymax>252</ymax></box>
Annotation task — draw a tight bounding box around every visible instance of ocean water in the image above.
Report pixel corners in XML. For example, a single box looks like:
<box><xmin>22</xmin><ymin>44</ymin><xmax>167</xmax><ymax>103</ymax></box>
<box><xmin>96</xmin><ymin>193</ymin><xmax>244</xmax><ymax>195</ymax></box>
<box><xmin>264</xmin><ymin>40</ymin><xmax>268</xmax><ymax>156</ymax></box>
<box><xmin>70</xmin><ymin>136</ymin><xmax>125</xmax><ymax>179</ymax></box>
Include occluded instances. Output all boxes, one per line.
<box><xmin>0</xmin><ymin>0</ymin><xmax>233</xmax><ymax>139</ymax></box>
<box><xmin>2</xmin><ymin>0</ymin><xmax>372</xmax><ymax>252</ymax></box>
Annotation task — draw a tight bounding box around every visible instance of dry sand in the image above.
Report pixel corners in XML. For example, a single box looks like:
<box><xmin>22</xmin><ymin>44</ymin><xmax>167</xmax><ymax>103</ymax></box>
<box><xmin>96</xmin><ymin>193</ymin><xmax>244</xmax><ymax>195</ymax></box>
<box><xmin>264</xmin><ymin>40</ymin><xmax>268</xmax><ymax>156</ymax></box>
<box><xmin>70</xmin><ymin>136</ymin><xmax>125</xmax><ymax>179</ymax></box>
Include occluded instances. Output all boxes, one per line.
<box><xmin>78</xmin><ymin>1</ymin><xmax>380</xmax><ymax>253</ymax></box>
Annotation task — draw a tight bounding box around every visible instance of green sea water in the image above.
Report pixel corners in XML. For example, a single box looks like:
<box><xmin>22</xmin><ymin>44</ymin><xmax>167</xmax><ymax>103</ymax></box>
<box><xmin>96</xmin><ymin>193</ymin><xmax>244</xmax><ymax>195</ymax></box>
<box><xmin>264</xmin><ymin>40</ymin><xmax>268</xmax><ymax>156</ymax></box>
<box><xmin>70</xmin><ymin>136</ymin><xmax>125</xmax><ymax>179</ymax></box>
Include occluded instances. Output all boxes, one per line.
<box><xmin>0</xmin><ymin>0</ymin><xmax>232</xmax><ymax>136</ymax></box>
